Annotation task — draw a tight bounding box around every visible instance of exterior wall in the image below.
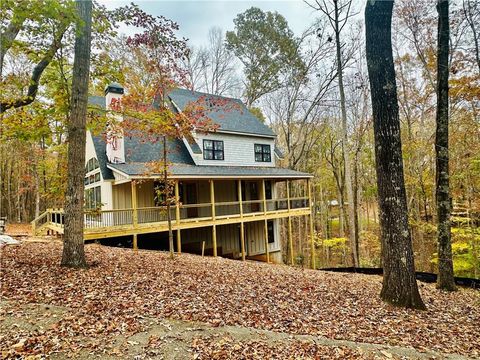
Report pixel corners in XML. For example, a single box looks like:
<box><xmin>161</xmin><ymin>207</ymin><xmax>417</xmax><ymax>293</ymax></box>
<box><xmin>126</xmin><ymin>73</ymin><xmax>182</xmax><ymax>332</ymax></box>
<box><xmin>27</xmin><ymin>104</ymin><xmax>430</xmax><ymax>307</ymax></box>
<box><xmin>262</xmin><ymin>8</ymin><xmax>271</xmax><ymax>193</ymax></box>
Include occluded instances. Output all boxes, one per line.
<box><xmin>85</xmin><ymin>131</ymin><xmax>114</xmax><ymax>210</ymax></box>
<box><xmin>181</xmin><ymin>220</ymin><xmax>281</xmax><ymax>258</ymax></box>
<box><xmin>190</xmin><ymin>131</ymin><xmax>276</xmax><ymax>167</ymax></box>
<box><xmin>245</xmin><ymin>220</ymin><xmax>281</xmax><ymax>256</ymax></box>
<box><xmin>85</xmin><ymin>131</ymin><xmax>97</xmax><ymax>169</ymax></box>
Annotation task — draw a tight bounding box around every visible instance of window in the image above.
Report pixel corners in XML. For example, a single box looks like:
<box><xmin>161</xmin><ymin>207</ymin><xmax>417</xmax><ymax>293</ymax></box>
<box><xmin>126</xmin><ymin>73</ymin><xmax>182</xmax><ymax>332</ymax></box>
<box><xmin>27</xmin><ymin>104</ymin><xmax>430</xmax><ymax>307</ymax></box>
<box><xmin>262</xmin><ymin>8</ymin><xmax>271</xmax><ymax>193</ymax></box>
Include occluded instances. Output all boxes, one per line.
<box><xmin>85</xmin><ymin>158</ymin><xmax>99</xmax><ymax>173</ymax></box>
<box><xmin>267</xmin><ymin>220</ymin><xmax>275</xmax><ymax>243</ymax></box>
<box><xmin>265</xmin><ymin>180</ymin><xmax>272</xmax><ymax>199</ymax></box>
<box><xmin>85</xmin><ymin>186</ymin><xmax>101</xmax><ymax>209</ymax></box>
<box><xmin>203</xmin><ymin>140</ymin><xmax>224</xmax><ymax>160</ymax></box>
<box><xmin>255</xmin><ymin>144</ymin><xmax>271</xmax><ymax>162</ymax></box>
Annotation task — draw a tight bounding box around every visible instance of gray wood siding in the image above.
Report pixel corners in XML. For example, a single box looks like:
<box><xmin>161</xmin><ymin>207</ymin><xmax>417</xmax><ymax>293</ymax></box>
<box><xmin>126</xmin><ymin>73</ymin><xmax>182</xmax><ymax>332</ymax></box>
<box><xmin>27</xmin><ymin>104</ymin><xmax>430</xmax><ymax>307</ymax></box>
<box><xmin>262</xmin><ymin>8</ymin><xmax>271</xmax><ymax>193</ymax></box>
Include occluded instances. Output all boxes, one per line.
<box><xmin>191</xmin><ymin>132</ymin><xmax>276</xmax><ymax>167</ymax></box>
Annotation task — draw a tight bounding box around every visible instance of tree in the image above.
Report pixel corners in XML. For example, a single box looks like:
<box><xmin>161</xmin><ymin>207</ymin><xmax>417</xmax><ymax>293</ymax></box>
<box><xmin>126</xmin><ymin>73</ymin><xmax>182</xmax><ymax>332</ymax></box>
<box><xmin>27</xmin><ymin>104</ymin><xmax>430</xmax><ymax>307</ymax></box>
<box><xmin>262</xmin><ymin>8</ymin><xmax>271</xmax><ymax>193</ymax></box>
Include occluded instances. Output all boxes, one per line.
<box><xmin>463</xmin><ymin>0</ymin><xmax>480</xmax><ymax>74</ymax></box>
<box><xmin>435</xmin><ymin>0</ymin><xmax>456</xmax><ymax>291</ymax></box>
<box><xmin>61</xmin><ymin>0</ymin><xmax>93</xmax><ymax>268</ymax></box>
<box><xmin>265</xmin><ymin>21</ymin><xmax>337</xmax><ymax>171</ymax></box>
<box><xmin>0</xmin><ymin>0</ymin><xmax>75</xmax><ymax>113</ymax></box>
<box><xmin>306</xmin><ymin>0</ymin><xmax>359</xmax><ymax>267</ymax></box>
<box><xmin>226</xmin><ymin>7</ymin><xmax>304</xmax><ymax>106</ymax></box>
<box><xmin>365</xmin><ymin>0</ymin><xmax>426</xmax><ymax>309</ymax></box>
<box><xmin>194</xmin><ymin>27</ymin><xmax>241</xmax><ymax>96</ymax></box>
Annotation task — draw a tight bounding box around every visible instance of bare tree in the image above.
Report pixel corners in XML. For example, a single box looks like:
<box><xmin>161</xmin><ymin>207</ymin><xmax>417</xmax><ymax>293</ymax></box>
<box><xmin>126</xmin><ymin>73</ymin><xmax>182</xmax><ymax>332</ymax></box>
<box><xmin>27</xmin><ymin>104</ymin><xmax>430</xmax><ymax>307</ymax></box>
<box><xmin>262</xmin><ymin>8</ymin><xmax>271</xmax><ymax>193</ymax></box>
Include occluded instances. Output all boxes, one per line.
<box><xmin>62</xmin><ymin>0</ymin><xmax>93</xmax><ymax>268</ymax></box>
<box><xmin>265</xmin><ymin>21</ymin><xmax>337</xmax><ymax>171</ymax></box>
<box><xmin>200</xmin><ymin>27</ymin><xmax>241</xmax><ymax>96</ymax></box>
<box><xmin>183</xmin><ymin>46</ymin><xmax>205</xmax><ymax>91</ymax></box>
<box><xmin>365</xmin><ymin>0</ymin><xmax>426</xmax><ymax>309</ymax></box>
<box><xmin>306</xmin><ymin>0</ymin><xmax>359</xmax><ymax>267</ymax></box>
<box><xmin>463</xmin><ymin>0</ymin><xmax>480</xmax><ymax>73</ymax></box>
<box><xmin>184</xmin><ymin>27</ymin><xmax>241</xmax><ymax>97</ymax></box>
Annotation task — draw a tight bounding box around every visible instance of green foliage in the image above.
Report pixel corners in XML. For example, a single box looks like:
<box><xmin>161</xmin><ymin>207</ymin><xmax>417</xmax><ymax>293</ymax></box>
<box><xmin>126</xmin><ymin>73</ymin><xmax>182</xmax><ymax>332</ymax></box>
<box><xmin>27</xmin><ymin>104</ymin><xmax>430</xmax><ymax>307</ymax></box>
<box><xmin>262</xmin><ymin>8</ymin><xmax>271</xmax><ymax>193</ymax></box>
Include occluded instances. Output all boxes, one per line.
<box><xmin>323</xmin><ymin>237</ymin><xmax>348</xmax><ymax>249</ymax></box>
<box><xmin>248</xmin><ymin>106</ymin><xmax>266</xmax><ymax>122</ymax></box>
<box><xmin>431</xmin><ymin>227</ymin><xmax>480</xmax><ymax>278</ymax></box>
<box><xmin>226</xmin><ymin>7</ymin><xmax>305</xmax><ymax>105</ymax></box>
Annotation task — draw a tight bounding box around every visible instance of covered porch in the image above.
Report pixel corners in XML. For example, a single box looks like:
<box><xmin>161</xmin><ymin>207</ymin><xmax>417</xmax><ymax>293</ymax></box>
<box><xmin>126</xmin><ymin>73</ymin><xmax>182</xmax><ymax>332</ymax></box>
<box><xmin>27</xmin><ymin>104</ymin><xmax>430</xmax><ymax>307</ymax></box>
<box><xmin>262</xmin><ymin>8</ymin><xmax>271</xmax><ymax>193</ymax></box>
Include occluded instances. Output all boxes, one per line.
<box><xmin>33</xmin><ymin>168</ymin><xmax>316</xmax><ymax>267</ymax></box>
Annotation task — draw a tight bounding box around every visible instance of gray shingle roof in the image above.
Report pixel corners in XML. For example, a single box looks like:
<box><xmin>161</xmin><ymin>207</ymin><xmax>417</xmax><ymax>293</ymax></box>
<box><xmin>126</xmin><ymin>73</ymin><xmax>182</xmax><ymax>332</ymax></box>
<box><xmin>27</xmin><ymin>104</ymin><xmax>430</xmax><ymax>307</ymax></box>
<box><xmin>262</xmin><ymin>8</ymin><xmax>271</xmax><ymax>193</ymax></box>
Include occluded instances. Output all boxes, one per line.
<box><xmin>167</xmin><ymin>88</ymin><xmax>276</xmax><ymax>137</ymax></box>
<box><xmin>91</xmin><ymin>135</ymin><xmax>114</xmax><ymax>180</ymax></box>
<box><xmin>123</xmin><ymin>136</ymin><xmax>195</xmax><ymax>165</ymax></box>
<box><xmin>87</xmin><ymin>90</ymin><xmax>309</xmax><ymax>181</ymax></box>
<box><xmin>108</xmin><ymin>163</ymin><xmax>311</xmax><ymax>179</ymax></box>
<box><xmin>88</xmin><ymin>95</ymin><xmax>106</xmax><ymax>109</ymax></box>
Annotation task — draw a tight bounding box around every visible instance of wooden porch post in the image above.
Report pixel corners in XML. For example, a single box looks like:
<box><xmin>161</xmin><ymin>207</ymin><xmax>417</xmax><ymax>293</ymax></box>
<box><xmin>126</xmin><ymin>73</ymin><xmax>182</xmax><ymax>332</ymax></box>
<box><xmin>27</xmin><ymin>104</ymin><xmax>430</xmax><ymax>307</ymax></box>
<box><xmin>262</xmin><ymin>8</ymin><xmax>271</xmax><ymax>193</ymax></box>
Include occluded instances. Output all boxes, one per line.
<box><xmin>308</xmin><ymin>178</ymin><xmax>316</xmax><ymax>269</ymax></box>
<box><xmin>133</xmin><ymin>234</ymin><xmax>138</xmax><ymax>251</ymax></box>
<box><xmin>131</xmin><ymin>180</ymin><xmax>138</xmax><ymax>226</ymax></box>
<box><xmin>131</xmin><ymin>181</ymin><xmax>138</xmax><ymax>251</ymax></box>
<box><xmin>210</xmin><ymin>180</ymin><xmax>217</xmax><ymax>257</ymax></box>
<box><xmin>238</xmin><ymin>180</ymin><xmax>246</xmax><ymax>261</ymax></box>
<box><xmin>287</xmin><ymin>179</ymin><xmax>294</xmax><ymax>265</ymax></box>
<box><xmin>262</xmin><ymin>179</ymin><xmax>270</xmax><ymax>263</ymax></box>
<box><xmin>175</xmin><ymin>180</ymin><xmax>181</xmax><ymax>254</ymax></box>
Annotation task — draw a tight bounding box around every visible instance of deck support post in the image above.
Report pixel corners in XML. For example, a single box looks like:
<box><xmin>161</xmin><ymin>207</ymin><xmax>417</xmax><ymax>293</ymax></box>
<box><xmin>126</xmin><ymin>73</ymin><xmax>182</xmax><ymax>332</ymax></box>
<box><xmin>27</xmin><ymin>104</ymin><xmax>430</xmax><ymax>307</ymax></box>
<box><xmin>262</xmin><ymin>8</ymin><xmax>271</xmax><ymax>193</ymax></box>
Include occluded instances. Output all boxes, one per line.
<box><xmin>131</xmin><ymin>181</ymin><xmax>138</xmax><ymax>253</ymax></box>
<box><xmin>175</xmin><ymin>181</ymin><xmax>181</xmax><ymax>254</ymax></box>
<box><xmin>262</xmin><ymin>179</ymin><xmax>270</xmax><ymax>263</ymax></box>
<box><xmin>133</xmin><ymin>234</ymin><xmax>138</xmax><ymax>251</ymax></box>
<box><xmin>238</xmin><ymin>180</ymin><xmax>246</xmax><ymax>261</ymax></box>
<box><xmin>287</xmin><ymin>179</ymin><xmax>294</xmax><ymax>265</ymax></box>
<box><xmin>210</xmin><ymin>180</ymin><xmax>217</xmax><ymax>257</ymax></box>
<box><xmin>308</xmin><ymin>178</ymin><xmax>316</xmax><ymax>269</ymax></box>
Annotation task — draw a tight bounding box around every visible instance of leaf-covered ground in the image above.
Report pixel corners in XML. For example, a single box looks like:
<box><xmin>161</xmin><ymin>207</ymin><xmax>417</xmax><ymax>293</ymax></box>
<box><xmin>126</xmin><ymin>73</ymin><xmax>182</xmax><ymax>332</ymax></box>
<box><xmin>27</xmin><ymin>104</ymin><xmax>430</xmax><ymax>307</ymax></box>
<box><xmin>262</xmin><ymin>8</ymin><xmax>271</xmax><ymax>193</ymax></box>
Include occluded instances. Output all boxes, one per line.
<box><xmin>1</xmin><ymin>242</ymin><xmax>479</xmax><ymax>359</ymax></box>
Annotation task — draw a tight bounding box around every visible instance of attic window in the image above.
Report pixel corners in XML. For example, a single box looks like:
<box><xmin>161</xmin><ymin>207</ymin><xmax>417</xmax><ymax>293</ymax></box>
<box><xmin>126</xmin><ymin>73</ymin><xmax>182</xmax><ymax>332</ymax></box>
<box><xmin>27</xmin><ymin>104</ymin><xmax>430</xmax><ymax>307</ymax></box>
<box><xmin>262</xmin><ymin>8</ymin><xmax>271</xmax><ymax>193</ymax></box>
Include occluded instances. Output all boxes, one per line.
<box><xmin>203</xmin><ymin>140</ymin><xmax>224</xmax><ymax>160</ymax></box>
<box><xmin>85</xmin><ymin>158</ymin><xmax>99</xmax><ymax>174</ymax></box>
<box><xmin>255</xmin><ymin>144</ymin><xmax>271</xmax><ymax>162</ymax></box>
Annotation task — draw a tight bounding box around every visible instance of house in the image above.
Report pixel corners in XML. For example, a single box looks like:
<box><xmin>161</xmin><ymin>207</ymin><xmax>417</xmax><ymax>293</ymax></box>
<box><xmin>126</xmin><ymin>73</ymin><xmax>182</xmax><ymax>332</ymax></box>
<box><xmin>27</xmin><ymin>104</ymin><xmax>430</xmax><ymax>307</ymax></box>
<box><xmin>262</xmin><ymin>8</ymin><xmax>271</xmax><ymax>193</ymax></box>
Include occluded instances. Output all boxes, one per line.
<box><xmin>33</xmin><ymin>83</ymin><xmax>315</xmax><ymax>265</ymax></box>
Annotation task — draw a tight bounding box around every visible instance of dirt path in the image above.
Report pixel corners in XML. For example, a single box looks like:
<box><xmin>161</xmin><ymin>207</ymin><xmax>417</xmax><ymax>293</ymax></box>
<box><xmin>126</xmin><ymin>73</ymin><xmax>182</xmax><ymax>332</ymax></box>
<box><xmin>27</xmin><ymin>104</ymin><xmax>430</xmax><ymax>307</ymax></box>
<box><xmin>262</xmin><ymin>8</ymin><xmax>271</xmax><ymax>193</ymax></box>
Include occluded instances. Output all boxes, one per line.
<box><xmin>0</xmin><ymin>300</ymin><xmax>473</xmax><ymax>359</ymax></box>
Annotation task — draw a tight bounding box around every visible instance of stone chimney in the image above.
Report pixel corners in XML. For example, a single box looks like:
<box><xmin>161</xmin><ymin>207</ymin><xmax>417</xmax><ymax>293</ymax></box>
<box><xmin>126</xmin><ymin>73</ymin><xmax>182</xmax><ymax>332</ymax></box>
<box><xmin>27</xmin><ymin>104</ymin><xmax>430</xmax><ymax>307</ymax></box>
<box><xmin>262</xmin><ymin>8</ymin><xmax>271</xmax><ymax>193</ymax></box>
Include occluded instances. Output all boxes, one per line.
<box><xmin>105</xmin><ymin>82</ymin><xmax>125</xmax><ymax>164</ymax></box>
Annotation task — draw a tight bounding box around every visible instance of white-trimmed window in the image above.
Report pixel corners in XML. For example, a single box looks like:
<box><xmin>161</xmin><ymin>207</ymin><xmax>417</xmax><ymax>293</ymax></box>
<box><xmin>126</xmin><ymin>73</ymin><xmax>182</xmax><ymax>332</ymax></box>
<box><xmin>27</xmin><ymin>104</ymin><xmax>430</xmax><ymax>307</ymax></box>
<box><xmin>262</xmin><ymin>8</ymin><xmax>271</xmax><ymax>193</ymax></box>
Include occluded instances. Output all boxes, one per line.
<box><xmin>203</xmin><ymin>140</ymin><xmax>224</xmax><ymax>160</ymax></box>
<box><xmin>85</xmin><ymin>157</ymin><xmax>102</xmax><ymax>209</ymax></box>
<box><xmin>255</xmin><ymin>144</ymin><xmax>271</xmax><ymax>162</ymax></box>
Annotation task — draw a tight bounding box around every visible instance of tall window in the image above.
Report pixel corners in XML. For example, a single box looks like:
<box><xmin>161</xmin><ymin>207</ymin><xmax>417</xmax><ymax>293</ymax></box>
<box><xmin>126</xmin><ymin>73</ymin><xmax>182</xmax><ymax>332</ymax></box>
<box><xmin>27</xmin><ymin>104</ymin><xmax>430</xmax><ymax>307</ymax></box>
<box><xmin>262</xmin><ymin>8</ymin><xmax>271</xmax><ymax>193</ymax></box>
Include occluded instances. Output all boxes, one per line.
<box><xmin>203</xmin><ymin>140</ymin><xmax>224</xmax><ymax>160</ymax></box>
<box><xmin>267</xmin><ymin>220</ymin><xmax>275</xmax><ymax>243</ymax></box>
<box><xmin>85</xmin><ymin>186</ymin><xmax>101</xmax><ymax>209</ymax></box>
<box><xmin>255</xmin><ymin>144</ymin><xmax>271</xmax><ymax>162</ymax></box>
<box><xmin>85</xmin><ymin>157</ymin><xmax>101</xmax><ymax>209</ymax></box>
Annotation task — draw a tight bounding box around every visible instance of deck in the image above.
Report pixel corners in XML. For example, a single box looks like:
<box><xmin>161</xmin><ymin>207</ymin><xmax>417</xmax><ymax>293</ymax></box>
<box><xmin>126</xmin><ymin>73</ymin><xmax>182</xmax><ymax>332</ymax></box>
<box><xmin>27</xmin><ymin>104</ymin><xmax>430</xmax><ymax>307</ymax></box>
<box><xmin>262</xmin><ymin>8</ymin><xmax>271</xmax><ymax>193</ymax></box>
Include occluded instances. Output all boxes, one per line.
<box><xmin>32</xmin><ymin>197</ymin><xmax>311</xmax><ymax>240</ymax></box>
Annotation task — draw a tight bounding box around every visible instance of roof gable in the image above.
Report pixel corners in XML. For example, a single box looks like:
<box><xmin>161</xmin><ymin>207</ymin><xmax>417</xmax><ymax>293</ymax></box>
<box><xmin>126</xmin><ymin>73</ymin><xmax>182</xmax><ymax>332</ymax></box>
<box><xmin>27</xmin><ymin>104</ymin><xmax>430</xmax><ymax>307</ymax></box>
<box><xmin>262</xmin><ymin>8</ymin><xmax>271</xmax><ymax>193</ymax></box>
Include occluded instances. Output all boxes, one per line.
<box><xmin>167</xmin><ymin>88</ymin><xmax>276</xmax><ymax>138</ymax></box>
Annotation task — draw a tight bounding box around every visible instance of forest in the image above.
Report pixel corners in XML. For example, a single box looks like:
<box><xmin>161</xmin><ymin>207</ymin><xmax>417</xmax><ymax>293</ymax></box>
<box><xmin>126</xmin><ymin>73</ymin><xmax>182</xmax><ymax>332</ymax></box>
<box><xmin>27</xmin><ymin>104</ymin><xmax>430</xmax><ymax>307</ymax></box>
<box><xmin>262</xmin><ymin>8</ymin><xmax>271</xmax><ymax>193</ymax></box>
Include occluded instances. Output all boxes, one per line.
<box><xmin>0</xmin><ymin>0</ymin><xmax>479</xmax><ymax>282</ymax></box>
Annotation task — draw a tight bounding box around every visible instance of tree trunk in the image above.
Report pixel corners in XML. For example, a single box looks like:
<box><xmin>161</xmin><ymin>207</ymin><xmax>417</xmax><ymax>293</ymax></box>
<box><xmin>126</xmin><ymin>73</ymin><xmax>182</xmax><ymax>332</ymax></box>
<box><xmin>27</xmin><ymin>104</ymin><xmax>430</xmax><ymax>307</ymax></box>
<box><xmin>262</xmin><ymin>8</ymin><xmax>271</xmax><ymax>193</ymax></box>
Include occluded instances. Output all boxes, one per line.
<box><xmin>435</xmin><ymin>0</ymin><xmax>456</xmax><ymax>291</ymax></box>
<box><xmin>61</xmin><ymin>0</ymin><xmax>92</xmax><ymax>268</ymax></box>
<box><xmin>365</xmin><ymin>0</ymin><xmax>426</xmax><ymax>309</ymax></box>
<box><xmin>334</xmin><ymin>0</ymin><xmax>359</xmax><ymax>267</ymax></box>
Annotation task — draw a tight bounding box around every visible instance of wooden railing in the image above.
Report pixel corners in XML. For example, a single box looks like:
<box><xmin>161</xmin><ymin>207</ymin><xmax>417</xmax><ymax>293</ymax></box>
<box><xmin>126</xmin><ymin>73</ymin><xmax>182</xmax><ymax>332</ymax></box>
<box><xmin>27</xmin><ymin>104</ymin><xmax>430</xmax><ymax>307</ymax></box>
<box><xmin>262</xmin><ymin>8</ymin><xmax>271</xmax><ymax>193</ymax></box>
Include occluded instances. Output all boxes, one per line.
<box><xmin>32</xmin><ymin>197</ymin><xmax>310</xmax><ymax>234</ymax></box>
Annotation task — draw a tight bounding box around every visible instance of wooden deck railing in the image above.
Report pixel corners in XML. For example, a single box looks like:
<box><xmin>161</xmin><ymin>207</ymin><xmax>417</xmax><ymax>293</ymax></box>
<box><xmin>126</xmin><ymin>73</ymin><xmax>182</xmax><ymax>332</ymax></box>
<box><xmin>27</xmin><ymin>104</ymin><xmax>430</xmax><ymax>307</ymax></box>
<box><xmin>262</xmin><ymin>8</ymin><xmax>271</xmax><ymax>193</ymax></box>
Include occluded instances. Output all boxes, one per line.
<box><xmin>32</xmin><ymin>197</ymin><xmax>310</xmax><ymax>235</ymax></box>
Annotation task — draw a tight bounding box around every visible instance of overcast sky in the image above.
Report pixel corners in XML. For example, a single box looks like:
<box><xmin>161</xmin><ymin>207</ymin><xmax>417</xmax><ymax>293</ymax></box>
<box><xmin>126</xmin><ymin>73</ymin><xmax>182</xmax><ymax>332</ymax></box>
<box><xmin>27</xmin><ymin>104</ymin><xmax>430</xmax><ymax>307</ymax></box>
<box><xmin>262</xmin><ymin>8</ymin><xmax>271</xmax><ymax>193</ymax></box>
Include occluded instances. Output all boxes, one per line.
<box><xmin>99</xmin><ymin>0</ymin><xmax>320</xmax><ymax>47</ymax></box>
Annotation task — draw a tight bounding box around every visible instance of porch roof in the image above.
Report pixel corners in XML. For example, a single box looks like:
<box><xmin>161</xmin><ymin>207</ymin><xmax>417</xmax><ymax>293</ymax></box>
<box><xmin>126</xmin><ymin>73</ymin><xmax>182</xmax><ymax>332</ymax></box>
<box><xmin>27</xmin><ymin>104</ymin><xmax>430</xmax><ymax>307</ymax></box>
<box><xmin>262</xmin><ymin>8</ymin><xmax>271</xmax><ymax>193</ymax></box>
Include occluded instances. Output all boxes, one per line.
<box><xmin>107</xmin><ymin>163</ymin><xmax>312</xmax><ymax>179</ymax></box>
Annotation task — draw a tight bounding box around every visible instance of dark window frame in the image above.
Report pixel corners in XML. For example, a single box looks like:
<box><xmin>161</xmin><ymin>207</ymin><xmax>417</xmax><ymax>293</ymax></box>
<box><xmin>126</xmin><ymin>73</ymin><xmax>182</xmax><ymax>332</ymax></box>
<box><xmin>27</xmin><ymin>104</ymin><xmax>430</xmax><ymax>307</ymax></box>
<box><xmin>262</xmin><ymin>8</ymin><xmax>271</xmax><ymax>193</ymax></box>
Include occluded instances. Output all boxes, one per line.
<box><xmin>203</xmin><ymin>139</ymin><xmax>224</xmax><ymax>160</ymax></box>
<box><xmin>267</xmin><ymin>220</ymin><xmax>275</xmax><ymax>243</ymax></box>
<box><xmin>254</xmin><ymin>144</ymin><xmax>271</xmax><ymax>162</ymax></box>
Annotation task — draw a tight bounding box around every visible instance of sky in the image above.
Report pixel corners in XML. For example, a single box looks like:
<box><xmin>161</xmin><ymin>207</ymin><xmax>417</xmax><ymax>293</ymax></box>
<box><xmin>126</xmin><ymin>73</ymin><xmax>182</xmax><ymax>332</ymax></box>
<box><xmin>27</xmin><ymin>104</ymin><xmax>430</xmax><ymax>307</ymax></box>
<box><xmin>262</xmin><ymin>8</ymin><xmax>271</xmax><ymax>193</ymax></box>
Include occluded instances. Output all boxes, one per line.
<box><xmin>99</xmin><ymin>0</ymin><xmax>320</xmax><ymax>47</ymax></box>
